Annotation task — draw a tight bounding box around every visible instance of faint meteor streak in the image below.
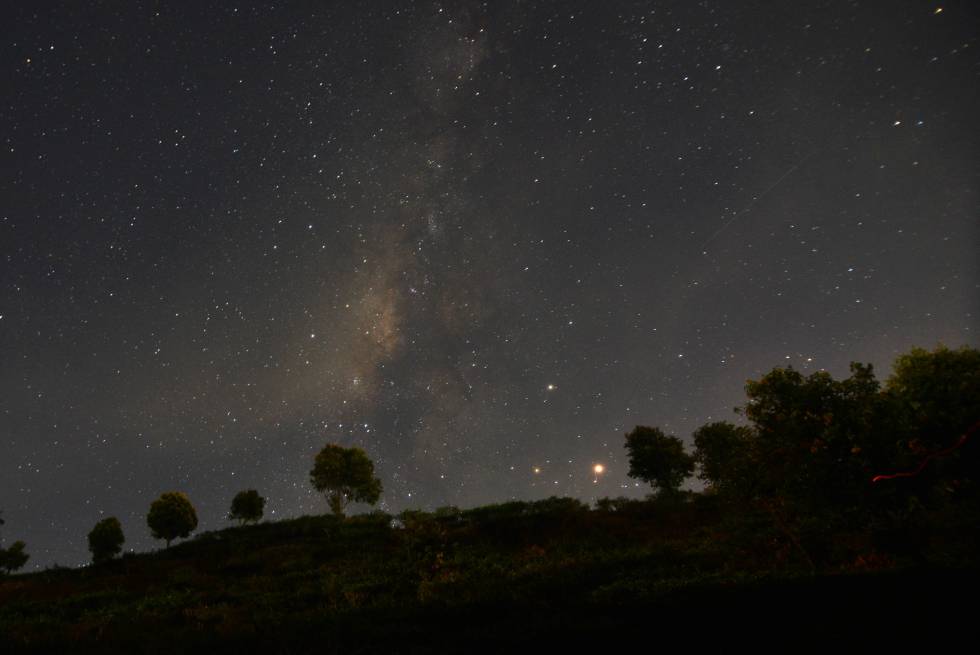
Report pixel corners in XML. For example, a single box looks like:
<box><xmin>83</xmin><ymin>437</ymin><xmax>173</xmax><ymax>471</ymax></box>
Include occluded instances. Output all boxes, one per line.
<box><xmin>700</xmin><ymin>149</ymin><xmax>819</xmax><ymax>251</ymax></box>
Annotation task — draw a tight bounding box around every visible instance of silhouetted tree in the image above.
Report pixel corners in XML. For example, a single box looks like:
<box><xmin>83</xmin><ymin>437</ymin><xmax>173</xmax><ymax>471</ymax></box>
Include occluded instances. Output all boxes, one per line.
<box><xmin>624</xmin><ymin>426</ymin><xmax>694</xmax><ymax>496</ymax></box>
<box><xmin>738</xmin><ymin>362</ymin><xmax>891</xmax><ymax>513</ymax></box>
<box><xmin>229</xmin><ymin>489</ymin><xmax>265</xmax><ymax>525</ymax></box>
<box><xmin>886</xmin><ymin>345</ymin><xmax>980</xmax><ymax>453</ymax></box>
<box><xmin>310</xmin><ymin>444</ymin><xmax>382</xmax><ymax>517</ymax></box>
<box><xmin>0</xmin><ymin>541</ymin><xmax>29</xmax><ymax>575</ymax></box>
<box><xmin>87</xmin><ymin>517</ymin><xmax>125</xmax><ymax>564</ymax></box>
<box><xmin>874</xmin><ymin>345</ymin><xmax>980</xmax><ymax>510</ymax></box>
<box><xmin>692</xmin><ymin>421</ymin><xmax>754</xmax><ymax>494</ymax></box>
<box><xmin>147</xmin><ymin>492</ymin><xmax>198</xmax><ymax>547</ymax></box>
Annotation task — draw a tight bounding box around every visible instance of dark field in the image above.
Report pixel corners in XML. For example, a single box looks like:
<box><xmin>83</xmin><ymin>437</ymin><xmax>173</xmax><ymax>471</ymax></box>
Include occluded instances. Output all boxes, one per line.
<box><xmin>2</xmin><ymin>496</ymin><xmax>976</xmax><ymax>653</ymax></box>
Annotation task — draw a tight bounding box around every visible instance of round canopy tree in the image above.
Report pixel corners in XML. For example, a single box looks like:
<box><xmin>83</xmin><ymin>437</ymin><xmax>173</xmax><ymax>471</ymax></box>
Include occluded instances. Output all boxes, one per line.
<box><xmin>229</xmin><ymin>489</ymin><xmax>265</xmax><ymax>525</ymax></box>
<box><xmin>146</xmin><ymin>492</ymin><xmax>198</xmax><ymax>547</ymax></box>
<box><xmin>0</xmin><ymin>541</ymin><xmax>29</xmax><ymax>575</ymax></box>
<box><xmin>624</xmin><ymin>426</ymin><xmax>695</xmax><ymax>497</ymax></box>
<box><xmin>88</xmin><ymin>516</ymin><xmax>125</xmax><ymax>564</ymax></box>
<box><xmin>310</xmin><ymin>444</ymin><xmax>382</xmax><ymax>517</ymax></box>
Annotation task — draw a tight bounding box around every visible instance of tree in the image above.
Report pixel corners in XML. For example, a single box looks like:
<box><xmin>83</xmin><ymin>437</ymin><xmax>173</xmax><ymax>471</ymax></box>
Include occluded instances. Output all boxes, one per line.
<box><xmin>229</xmin><ymin>489</ymin><xmax>265</xmax><ymax>525</ymax></box>
<box><xmin>738</xmin><ymin>363</ymin><xmax>885</xmax><ymax>512</ymax></box>
<box><xmin>146</xmin><ymin>492</ymin><xmax>198</xmax><ymax>547</ymax></box>
<box><xmin>310</xmin><ymin>444</ymin><xmax>382</xmax><ymax>517</ymax></box>
<box><xmin>624</xmin><ymin>426</ymin><xmax>694</xmax><ymax>496</ymax></box>
<box><xmin>692</xmin><ymin>421</ymin><xmax>754</xmax><ymax>494</ymax></box>
<box><xmin>0</xmin><ymin>541</ymin><xmax>29</xmax><ymax>575</ymax></box>
<box><xmin>0</xmin><ymin>512</ymin><xmax>30</xmax><ymax>575</ymax></box>
<box><xmin>886</xmin><ymin>345</ymin><xmax>980</xmax><ymax>451</ymax></box>
<box><xmin>87</xmin><ymin>517</ymin><xmax>125</xmax><ymax>564</ymax></box>
<box><xmin>878</xmin><ymin>345</ymin><xmax>980</xmax><ymax>494</ymax></box>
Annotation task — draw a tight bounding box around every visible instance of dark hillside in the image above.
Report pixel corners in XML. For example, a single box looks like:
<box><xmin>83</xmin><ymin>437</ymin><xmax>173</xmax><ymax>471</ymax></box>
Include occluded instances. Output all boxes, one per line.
<box><xmin>1</xmin><ymin>496</ymin><xmax>975</xmax><ymax>653</ymax></box>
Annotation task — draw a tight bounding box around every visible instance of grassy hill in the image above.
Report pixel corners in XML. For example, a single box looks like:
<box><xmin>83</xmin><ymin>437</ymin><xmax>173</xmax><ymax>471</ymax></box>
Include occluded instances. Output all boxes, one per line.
<box><xmin>1</xmin><ymin>495</ymin><xmax>976</xmax><ymax>653</ymax></box>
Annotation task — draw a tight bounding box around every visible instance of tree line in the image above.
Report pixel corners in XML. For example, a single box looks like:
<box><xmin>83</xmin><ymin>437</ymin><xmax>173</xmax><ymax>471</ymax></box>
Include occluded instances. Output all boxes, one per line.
<box><xmin>1</xmin><ymin>442</ymin><xmax>382</xmax><ymax>570</ymax></box>
<box><xmin>621</xmin><ymin>345</ymin><xmax>979</xmax><ymax>566</ymax></box>
<box><xmin>624</xmin><ymin>345</ymin><xmax>978</xmax><ymax>499</ymax></box>
<box><xmin>2</xmin><ymin>344</ymin><xmax>976</xmax><ymax>572</ymax></box>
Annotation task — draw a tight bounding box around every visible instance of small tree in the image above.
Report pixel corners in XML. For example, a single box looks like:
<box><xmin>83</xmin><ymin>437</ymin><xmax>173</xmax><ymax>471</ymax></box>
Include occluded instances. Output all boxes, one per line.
<box><xmin>310</xmin><ymin>444</ymin><xmax>383</xmax><ymax>517</ymax></box>
<box><xmin>229</xmin><ymin>489</ymin><xmax>265</xmax><ymax>525</ymax></box>
<box><xmin>147</xmin><ymin>492</ymin><xmax>198</xmax><ymax>547</ymax></box>
<box><xmin>88</xmin><ymin>517</ymin><xmax>125</xmax><ymax>564</ymax></box>
<box><xmin>624</xmin><ymin>426</ymin><xmax>694</xmax><ymax>497</ymax></box>
<box><xmin>0</xmin><ymin>541</ymin><xmax>29</xmax><ymax>575</ymax></box>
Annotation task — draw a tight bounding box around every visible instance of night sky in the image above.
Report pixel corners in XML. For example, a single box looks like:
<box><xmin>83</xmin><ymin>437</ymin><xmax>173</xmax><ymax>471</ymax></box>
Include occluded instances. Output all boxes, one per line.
<box><xmin>2</xmin><ymin>1</ymin><xmax>977</xmax><ymax>568</ymax></box>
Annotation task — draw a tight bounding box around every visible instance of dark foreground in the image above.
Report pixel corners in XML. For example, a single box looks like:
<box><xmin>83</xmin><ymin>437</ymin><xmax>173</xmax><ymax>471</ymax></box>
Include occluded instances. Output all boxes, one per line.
<box><xmin>1</xmin><ymin>498</ymin><xmax>976</xmax><ymax>653</ymax></box>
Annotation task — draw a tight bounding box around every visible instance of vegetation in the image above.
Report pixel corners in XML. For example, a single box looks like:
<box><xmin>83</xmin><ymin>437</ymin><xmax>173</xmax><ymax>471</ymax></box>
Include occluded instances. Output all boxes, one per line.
<box><xmin>0</xmin><ymin>344</ymin><xmax>976</xmax><ymax>651</ymax></box>
<box><xmin>228</xmin><ymin>490</ymin><xmax>265</xmax><ymax>526</ymax></box>
<box><xmin>0</xmin><ymin>541</ymin><xmax>29</xmax><ymax>575</ymax></box>
<box><xmin>706</xmin><ymin>346</ymin><xmax>975</xmax><ymax>494</ymax></box>
<box><xmin>886</xmin><ymin>345</ymin><xmax>980</xmax><ymax>477</ymax></box>
<box><xmin>310</xmin><ymin>444</ymin><xmax>383</xmax><ymax>517</ymax></box>
<box><xmin>624</xmin><ymin>426</ymin><xmax>695</xmax><ymax>496</ymax></box>
<box><xmin>691</xmin><ymin>421</ymin><xmax>753</xmax><ymax>492</ymax></box>
<box><xmin>147</xmin><ymin>493</ymin><xmax>198</xmax><ymax>548</ymax></box>
<box><xmin>88</xmin><ymin>517</ymin><xmax>125</xmax><ymax>564</ymax></box>
<box><xmin>0</xmin><ymin>498</ymin><xmax>975</xmax><ymax>652</ymax></box>
<box><xmin>0</xmin><ymin>513</ymin><xmax>30</xmax><ymax>576</ymax></box>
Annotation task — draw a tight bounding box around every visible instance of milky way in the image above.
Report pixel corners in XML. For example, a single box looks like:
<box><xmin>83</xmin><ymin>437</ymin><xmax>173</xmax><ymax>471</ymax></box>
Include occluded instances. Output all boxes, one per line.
<box><xmin>1</xmin><ymin>1</ymin><xmax>977</xmax><ymax>567</ymax></box>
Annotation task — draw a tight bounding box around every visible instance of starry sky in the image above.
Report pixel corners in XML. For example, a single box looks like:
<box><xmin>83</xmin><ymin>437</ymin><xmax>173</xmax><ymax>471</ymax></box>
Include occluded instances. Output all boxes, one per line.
<box><xmin>2</xmin><ymin>1</ymin><xmax>977</xmax><ymax>568</ymax></box>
